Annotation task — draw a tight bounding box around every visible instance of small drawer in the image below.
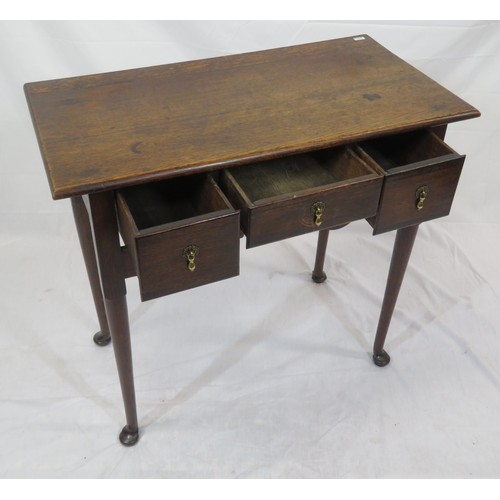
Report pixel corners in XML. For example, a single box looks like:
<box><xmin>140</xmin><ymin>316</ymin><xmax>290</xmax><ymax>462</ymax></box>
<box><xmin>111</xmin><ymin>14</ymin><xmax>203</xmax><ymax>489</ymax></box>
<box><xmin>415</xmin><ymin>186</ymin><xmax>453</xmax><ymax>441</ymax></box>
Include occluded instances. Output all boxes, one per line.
<box><xmin>220</xmin><ymin>147</ymin><xmax>383</xmax><ymax>248</ymax></box>
<box><xmin>357</xmin><ymin>129</ymin><xmax>465</xmax><ymax>234</ymax></box>
<box><xmin>116</xmin><ymin>175</ymin><xmax>240</xmax><ymax>301</ymax></box>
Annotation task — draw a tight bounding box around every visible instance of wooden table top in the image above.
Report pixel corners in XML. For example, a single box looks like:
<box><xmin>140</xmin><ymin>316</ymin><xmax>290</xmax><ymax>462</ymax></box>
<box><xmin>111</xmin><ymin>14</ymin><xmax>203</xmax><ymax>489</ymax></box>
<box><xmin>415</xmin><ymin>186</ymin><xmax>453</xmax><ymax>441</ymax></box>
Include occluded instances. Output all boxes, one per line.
<box><xmin>25</xmin><ymin>35</ymin><xmax>479</xmax><ymax>199</ymax></box>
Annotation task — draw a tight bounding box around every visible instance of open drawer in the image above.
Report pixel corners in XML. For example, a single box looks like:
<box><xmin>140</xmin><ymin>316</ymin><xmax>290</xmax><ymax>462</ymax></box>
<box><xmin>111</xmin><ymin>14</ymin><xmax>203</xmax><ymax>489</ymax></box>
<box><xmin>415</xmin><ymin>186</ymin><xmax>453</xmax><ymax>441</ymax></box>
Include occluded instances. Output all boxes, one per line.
<box><xmin>357</xmin><ymin>129</ymin><xmax>465</xmax><ymax>234</ymax></box>
<box><xmin>116</xmin><ymin>174</ymin><xmax>240</xmax><ymax>301</ymax></box>
<box><xmin>220</xmin><ymin>146</ymin><xmax>383</xmax><ymax>248</ymax></box>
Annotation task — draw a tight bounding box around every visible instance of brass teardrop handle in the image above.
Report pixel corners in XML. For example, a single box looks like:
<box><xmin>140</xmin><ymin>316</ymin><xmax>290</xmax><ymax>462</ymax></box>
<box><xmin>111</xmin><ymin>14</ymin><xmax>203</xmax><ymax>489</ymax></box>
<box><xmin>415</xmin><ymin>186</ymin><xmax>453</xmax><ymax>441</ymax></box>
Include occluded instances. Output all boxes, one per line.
<box><xmin>415</xmin><ymin>186</ymin><xmax>429</xmax><ymax>211</ymax></box>
<box><xmin>311</xmin><ymin>201</ymin><xmax>325</xmax><ymax>227</ymax></box>
<box><xmin>183</xmin><ymin>245</ymin><xmax>199</xmax><ymax>272</ymax></box>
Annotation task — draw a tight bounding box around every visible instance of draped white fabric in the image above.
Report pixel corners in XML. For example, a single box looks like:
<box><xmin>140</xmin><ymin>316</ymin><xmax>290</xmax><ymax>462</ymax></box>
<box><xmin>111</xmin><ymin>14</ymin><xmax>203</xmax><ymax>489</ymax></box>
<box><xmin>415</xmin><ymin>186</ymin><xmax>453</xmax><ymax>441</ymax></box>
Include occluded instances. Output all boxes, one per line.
<box><xmin>1</xmin><ymin>20</ymin><xmax>499</xmax><ymax>478</ymax></box>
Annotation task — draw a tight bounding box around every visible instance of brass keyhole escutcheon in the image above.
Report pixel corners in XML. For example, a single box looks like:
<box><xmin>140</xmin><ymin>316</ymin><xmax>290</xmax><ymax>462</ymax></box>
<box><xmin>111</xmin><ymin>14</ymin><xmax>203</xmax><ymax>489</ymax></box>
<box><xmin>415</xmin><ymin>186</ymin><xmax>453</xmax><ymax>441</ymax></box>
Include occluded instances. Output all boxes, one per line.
<box><xmin>312</xmin><ymin>201</ymin><xmax>325</xmax><ymax>227</ymax></box>
<box><xmin>183</xmin><ymin>245</ymin><xmax>199</xmax><ymax>272</ymax></box>
<box><xmin>415</xmin><ymin>186</ymin><xmax>428</xmax><ymax>211</ymax></box>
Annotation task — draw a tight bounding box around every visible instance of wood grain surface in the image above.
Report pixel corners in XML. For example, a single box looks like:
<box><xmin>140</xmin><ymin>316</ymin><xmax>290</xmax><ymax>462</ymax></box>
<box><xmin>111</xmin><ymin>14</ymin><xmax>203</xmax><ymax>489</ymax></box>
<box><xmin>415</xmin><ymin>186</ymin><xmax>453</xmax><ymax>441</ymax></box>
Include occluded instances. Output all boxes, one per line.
<box><xmin>25</xmin><ymin>35</ymin><xmax>480</xmax><ymax>199</ymax></box>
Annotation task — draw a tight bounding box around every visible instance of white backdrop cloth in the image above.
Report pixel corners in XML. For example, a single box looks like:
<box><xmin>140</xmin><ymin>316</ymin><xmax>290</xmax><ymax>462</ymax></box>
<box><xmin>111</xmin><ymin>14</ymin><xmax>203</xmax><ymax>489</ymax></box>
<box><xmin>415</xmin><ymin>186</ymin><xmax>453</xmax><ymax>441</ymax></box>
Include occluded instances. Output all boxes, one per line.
<box><xmin>1</xmin><ymin>21</ymin><xmax>500</xmax><ymax>478</ymax></box>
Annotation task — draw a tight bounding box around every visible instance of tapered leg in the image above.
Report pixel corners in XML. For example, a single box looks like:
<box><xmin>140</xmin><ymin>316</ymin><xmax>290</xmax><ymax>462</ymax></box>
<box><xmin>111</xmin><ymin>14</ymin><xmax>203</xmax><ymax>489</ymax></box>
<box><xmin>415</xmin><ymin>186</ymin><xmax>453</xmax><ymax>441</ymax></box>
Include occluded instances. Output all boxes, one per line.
<box><xmin>105</xmin><ymin>296</ymin><xmax>138</xmax><ymax>446</ymax></box>
<box><xmin>88</xmin><ymin>192</ymin><xmax>139</xmax><ymax>445</ymax></box>
<box><xmin>312</xmin><ymin>229</ymin><xmax>330</xmax><ymax>283</ymax></box>
<box><xmin>373</xmin><ymin>224</ymin><xmax>419</xmax><ymax>367</ymax></box>
<box><xmin>71</xmin><ymin>196</ymin><xmax>111</xmax><ymax>346</ymax></box>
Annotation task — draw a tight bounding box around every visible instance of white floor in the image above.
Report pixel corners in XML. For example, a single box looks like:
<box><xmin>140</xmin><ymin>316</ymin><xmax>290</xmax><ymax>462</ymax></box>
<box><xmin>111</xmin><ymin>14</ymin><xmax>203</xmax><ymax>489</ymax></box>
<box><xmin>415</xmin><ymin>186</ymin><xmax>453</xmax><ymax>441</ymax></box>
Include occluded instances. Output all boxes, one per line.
<box><xmin>1</xmin><ymin>20</ymin><xmax>500</xmax><ymax>478</ymax></box>
<box><xmin>2</xmin><ymin>219</ymin><xmax>500</xmax><ymax>478</ymax></box>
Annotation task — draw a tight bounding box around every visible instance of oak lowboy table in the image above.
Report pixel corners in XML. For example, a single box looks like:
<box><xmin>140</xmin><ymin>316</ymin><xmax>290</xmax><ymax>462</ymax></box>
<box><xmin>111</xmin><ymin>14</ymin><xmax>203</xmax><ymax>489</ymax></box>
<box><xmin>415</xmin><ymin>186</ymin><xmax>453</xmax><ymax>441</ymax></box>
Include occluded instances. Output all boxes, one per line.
<box><xmin>25</xmin><ymin>35</ymin><xmax>480</xmax><ymax>446</ymax></box>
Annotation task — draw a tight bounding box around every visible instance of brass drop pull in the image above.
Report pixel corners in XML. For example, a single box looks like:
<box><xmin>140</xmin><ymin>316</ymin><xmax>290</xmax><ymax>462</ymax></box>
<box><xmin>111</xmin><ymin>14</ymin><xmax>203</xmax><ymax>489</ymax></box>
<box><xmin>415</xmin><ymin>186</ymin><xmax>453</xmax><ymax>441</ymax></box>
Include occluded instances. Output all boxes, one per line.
<box><xmin>415</xmin><ymin>186</ymin><xmax>429</xmax><ymax>211</ymax></box>
<box><xmin>312</xmin><ymin>201</ymin><xmax>325</xmax><ymax>227</ymax></box>
<box><xmin>183</xmin><ymin>245</ymin><xmax>199</xmax><ymax>272</ymax></box>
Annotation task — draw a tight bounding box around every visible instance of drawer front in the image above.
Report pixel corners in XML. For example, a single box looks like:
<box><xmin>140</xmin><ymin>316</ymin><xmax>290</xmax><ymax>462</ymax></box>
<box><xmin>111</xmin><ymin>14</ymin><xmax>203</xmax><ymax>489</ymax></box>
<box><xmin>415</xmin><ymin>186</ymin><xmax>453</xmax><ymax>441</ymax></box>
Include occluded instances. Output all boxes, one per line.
<box><xmin>220</xmin><ymin>146</ymin><xmax>383</xmax><ymax>248</ymax></box>
<box><xmin>358</xmin><ymin>129</ymin><xmax>466</xmax><ymax>234</ymax></box>
<box><xmin>135</xmin><ymin>212</ymin><xmax>240</xmax><ymax>301</ymax></box>
<box><xmin>245</xmin><ymin>178</ymin><xmax>382</xmax><ymax>247</ymax></box>
<box><xmin>116</xmin><ymin>175</ymin><xmax>240</xmax><ymax>301</ymax></box>
<box><xmin>370</xmin><ymin>156</ymin><xmax>464</xmax><ymax>234</ymax></box>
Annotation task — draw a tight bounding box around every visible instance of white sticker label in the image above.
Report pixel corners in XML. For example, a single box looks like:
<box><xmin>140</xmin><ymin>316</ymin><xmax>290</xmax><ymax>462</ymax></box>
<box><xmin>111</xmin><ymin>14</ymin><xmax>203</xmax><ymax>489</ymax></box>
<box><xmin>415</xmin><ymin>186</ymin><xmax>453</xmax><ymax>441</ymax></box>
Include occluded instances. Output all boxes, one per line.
<box><xmin>353</xmin><ymin>36</ymin><xmax>366</xmax><ymax>41</ymax></box>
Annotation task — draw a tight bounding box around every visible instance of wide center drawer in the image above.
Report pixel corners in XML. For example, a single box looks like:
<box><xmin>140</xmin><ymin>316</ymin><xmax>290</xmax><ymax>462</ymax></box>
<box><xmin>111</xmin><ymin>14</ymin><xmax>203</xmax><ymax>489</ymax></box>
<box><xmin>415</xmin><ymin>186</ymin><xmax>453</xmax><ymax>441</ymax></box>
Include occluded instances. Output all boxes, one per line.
<box><xmin>357</xmin><ymin>129</ymin><xmax>465</xmax><ymax>234</ymax></box>
<box><xmin>116</xmin><ymin>174</ymin><xmax>240</xmax><ymax>301</ymax></box>
<box><xmin>220</xmin><ymin>146</ymin><xmax>383</xmax><ymax>248</ymax></box>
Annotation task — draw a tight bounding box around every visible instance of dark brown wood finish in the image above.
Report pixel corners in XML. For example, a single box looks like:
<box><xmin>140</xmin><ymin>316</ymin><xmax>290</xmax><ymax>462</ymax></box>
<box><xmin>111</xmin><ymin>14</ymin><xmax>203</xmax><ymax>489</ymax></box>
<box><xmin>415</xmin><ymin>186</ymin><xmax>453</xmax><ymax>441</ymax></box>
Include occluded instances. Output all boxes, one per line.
<box><xmin>88</xmin><ymin>191</ymin><xmax>138</xmax><ymax>445</ymax></box>
<box><xmin>71</xmin><ymin>196</ymin><xmax>111</xmax><ymax>346</ymax></box>
<box><xmin>431</xmin><ymin>124</ymin><xmax>448</xmax><ymax>140</ymax></box>
<box><xmin>116</xmin><ymin>175</ymin><xmax>240</xmax><ymax>301</ymax></box>
<box><xmin>24</xmin><ymin>35</ymin><xmax>479</xmax><ymax>200</ymax></box>
<box><xmin>359</xmin><ymin>130</ymin><xmax>465</xmax><ymax>234</ymax></box>
<box><xmin>25</xmin><ymin>35</ymin><xmax>481</xmax><ymax>446</ymax></box>
<box><xmin>221</xmin><ymin>147</ymin><xmax>383</xmax><ymax>247</ymax></box>
<box><xmin>312</xmin><ymin>230</ymin><xmax>330</xmax><ymax>283</ymax></box>
<box><xmin>120</xmin><ymin>246</ymin><xmax>137</xmax><ymax>280</ymax></box>
<box><xmin>373</xmin><ymin>224</ymin><xmax>419</xmax><ymax>366</ymax></box>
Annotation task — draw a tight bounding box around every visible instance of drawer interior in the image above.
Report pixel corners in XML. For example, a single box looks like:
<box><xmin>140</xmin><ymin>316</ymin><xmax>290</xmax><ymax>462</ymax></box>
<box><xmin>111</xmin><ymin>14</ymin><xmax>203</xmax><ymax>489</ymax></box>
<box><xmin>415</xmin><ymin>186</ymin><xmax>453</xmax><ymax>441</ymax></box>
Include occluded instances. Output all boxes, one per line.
<box><xmin>116</xmin><ymin>174</ymin><xmax>240</xmax><ymax>300</ymax></box>
<box><xmin>119</xmin><ymin>174</ymin><xmax>231</xmax><ymax>231</ymax></box>
<box><xmin>358</xmin><ymin>129</ymin><xmax>454</xmax><ymax>172</ymax></box>
<box><xmin>226</xmin><ymin>147</ymin><xmax>375</xmax><ymax>203</ymax></box>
